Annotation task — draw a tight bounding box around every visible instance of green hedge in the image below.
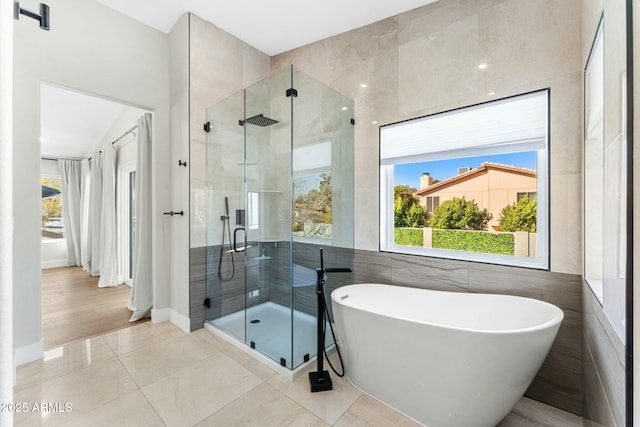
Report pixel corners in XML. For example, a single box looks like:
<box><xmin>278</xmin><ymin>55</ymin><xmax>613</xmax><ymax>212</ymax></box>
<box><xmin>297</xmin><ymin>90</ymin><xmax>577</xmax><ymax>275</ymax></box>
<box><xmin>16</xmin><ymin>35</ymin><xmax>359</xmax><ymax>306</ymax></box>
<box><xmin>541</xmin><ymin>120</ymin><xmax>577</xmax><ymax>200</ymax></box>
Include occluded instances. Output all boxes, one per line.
<box><xmin>432</xmin><ymin>229</ymin><xmax>513</xmax><ymax>255</ymax></box>
<box><xmin>394</xmin><ymin>227</ymin><xmax>423</xmax><ymax>246</ymax></box>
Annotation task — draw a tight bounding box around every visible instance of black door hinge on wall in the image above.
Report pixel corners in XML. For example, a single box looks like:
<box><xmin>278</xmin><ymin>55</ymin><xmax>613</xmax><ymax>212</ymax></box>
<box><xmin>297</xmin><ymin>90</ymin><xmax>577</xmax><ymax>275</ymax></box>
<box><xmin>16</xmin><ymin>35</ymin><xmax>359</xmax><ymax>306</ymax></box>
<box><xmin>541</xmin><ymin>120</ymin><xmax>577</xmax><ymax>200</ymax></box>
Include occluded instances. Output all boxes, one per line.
<box><xmin>204</xmin><ymin>122</ymin><xmax>211</xmax><ymax>133</ymax></box>
<box><xmin>286</xmin><ymin>88</ymin><xmax>298</xmax><ymax>97</ymax></box>
<box><xmin>203</xmin><ymin>298</ymin><xmax>211</xmax><ymax>308</ymax></box>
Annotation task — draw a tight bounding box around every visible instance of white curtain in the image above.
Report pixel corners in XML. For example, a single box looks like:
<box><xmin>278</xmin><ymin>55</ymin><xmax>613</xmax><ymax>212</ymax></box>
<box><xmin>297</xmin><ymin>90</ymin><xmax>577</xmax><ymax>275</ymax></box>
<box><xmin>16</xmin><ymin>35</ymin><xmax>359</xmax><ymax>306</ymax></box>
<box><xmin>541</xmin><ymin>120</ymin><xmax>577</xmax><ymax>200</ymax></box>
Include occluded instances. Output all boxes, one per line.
<box><xmin>80</xmin><ymin>159</ymin><xmax>91</xmax><ymax>271</ymax></box>
<box><xmin>58</xmin><ymin>160</ymin><xmax>83</xmax><ymax>266</ymax></box>
<box><xmin>87</xmin><ymin>152</ymin><xmax>103</xmax><ymax>276</ymax></box>
<box><xmin>129</xmin><ymin>113</ymin><xmax>153</xmax><ymax>321</ymax></box>
<box><xmin>98</xmin><ymin>144</ymin><xmax>118</xmax><ymax>287</ymax></box>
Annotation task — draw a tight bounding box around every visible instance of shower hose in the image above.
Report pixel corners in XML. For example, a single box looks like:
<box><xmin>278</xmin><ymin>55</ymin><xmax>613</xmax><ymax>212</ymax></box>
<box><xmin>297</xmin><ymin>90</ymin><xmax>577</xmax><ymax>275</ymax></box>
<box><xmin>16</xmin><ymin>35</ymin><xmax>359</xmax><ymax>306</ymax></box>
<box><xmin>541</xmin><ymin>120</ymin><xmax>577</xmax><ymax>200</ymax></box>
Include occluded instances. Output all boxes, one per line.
<box><xmin>321</xmin><ymin>289</ymin><xmax>345</xmax><ymax>377</ymax></box>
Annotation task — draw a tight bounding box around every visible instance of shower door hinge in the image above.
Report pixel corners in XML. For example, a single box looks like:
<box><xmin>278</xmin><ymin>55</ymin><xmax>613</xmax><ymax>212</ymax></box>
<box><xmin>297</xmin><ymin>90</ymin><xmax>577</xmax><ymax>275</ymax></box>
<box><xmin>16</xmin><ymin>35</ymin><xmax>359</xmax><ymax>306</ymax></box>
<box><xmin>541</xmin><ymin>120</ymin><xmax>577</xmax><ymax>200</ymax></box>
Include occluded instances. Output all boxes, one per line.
<box><xmin>286</xmin><ymin>88</ymin><xmax>298</xmax><ymax>97</ymax></box>
<box><xmin>350</xmin><ymin>118</ymin><xmax>355</xmax><ymax>125</ymax></box>
<box><xmin>203</xmin><ymin>122</ymin><xmax>211</xmax><ymax>133</ymax></box>
<box><xmin>203</xmin><ymin>297</ymin><xmax>211</xmax><ymax>308</ymax></box>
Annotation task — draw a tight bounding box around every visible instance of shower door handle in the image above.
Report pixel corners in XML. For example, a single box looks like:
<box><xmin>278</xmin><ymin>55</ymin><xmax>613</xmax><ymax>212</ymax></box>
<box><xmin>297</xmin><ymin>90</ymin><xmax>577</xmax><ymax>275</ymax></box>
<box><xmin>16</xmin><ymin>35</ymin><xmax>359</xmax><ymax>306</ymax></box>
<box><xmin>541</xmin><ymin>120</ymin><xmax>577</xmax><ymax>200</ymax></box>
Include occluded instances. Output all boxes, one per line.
<box><xmin>233</xmin><ymin>227</ymin><xmax>246</xmax><ymax>252</ymax></box>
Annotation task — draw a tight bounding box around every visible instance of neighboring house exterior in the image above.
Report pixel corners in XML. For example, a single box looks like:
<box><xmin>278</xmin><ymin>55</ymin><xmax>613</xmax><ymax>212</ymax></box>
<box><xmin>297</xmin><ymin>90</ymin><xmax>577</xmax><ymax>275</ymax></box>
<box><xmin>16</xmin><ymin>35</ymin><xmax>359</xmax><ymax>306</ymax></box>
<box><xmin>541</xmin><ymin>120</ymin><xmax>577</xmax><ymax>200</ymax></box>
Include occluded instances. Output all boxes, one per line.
<box><xmin>415</xmin><ymin>162</ymin><xmax>537</xmax><ymax>229</ymax></box>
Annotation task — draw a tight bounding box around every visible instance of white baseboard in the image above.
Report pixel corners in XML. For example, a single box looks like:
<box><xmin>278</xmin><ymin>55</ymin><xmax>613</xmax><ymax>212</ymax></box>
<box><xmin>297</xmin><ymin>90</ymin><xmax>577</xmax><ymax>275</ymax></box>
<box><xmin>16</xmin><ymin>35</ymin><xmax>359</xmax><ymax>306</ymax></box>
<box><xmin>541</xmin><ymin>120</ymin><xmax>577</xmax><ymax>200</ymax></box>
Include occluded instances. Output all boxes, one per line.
<box><xmin>14</xmin><ymin>340</ymin><xmax>44</xmax><ymax>366</ymax></box>
<box><xmin>151</xmin><ymin>308</ymin><xmax>190</xmax><ymax>333</ymax></box>
<box><xmin>151</xmin><ymin>307</ymin><xmax>169</xmax><ymax>323</ymax></box>
<box><xmin>41</xmin><ymin>259</ymin><xmax>69</xmax><ymax>269</ymax></box>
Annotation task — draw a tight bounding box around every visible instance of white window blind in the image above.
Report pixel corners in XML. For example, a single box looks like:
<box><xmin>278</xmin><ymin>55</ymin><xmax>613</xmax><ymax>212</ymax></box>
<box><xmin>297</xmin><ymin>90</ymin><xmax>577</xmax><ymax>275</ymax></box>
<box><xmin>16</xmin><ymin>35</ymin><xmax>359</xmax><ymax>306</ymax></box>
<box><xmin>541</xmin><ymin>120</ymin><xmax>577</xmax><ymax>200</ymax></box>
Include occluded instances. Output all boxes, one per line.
<box><xmin>293</xmin><ymin>141</ymin><xmax>331</xmax><ymax>173</ymax></box>
<box><xmin>380</xmin><ymin>91</ymin><xmax>548</xmax><ymax>165</ymax></box>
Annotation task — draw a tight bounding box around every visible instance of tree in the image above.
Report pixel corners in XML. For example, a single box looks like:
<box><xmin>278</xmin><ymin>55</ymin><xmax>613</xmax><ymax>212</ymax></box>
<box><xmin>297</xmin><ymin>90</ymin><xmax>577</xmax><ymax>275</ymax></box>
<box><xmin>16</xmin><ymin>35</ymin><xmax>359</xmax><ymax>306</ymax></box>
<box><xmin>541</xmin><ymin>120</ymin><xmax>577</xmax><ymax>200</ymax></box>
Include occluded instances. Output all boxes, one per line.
<box><xmin>293</xmin><ymin>173</ymin><xmax>332</xmax><ymax>231</ymax></box>
<box><xmin>499</xmin><ymin>196</ymin><xmax>537</xmax><ymax>232</ymax></box>
<box><xmin>41</xmin><ymin>178</ymin><xmax>63</xmax><ymax>226</ymax></box>
<box><xmin>394</xmin><ymin>185</ymin><xmax>417</xmax><ymax>205</ymax></box>
<box><xmin>394</xmin><ymin>185</ymin><xmax>427</xmax><ymax>227</ymax></box>
<box><xmin>430</xmin><ymin>197</ymin><xmax>492</xmax><ymax>230</ymax></box>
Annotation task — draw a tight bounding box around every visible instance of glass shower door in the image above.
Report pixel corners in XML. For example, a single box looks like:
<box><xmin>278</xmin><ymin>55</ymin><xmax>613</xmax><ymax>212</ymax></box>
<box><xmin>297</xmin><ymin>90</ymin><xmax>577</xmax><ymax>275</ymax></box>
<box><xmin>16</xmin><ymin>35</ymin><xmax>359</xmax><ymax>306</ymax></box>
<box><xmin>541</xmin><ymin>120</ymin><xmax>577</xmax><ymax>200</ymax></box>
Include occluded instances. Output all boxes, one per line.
<box><xmin>290</xmin><ymin>67</ymin><xmax>355</xmax><ymax>369</ymax></box>
<box><xmin>242</xmin><ymin>67</ymin><xmax>294</xmax><ymax>367</ymax></box>
<box><xmin>205</xmin><ymin>90</ymin><xmax>247</xmax><ymax>342</ymax></box>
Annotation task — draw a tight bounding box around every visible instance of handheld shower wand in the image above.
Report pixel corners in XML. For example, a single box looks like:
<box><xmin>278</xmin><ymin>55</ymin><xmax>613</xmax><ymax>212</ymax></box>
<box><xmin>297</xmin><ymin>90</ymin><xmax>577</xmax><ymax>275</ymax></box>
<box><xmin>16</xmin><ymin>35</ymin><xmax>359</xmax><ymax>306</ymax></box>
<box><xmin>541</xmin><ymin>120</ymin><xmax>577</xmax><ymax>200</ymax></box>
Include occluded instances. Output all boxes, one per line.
<box><xmin>218</xmin><ymin>197</ymin><xmax>235</xmax><ymax>281</ymax></box>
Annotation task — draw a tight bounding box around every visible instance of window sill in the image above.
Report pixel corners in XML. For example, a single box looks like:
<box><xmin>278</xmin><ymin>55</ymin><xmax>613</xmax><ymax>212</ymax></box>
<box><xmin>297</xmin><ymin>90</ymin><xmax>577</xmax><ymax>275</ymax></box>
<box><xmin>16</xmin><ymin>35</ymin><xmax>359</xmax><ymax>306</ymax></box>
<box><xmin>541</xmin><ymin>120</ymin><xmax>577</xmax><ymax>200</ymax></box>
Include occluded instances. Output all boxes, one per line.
<box><xmin>382</xmin><ymin>244</ymin><xmax>549</xmax><ymax>270</ymax></box>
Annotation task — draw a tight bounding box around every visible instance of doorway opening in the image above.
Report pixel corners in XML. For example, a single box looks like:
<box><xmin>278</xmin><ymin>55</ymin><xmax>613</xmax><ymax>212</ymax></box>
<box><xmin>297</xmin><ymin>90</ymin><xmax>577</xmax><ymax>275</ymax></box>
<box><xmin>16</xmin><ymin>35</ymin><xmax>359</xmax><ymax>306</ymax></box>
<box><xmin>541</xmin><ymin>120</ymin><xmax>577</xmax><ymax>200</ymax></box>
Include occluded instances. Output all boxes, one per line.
<box><xmin>40</xmin><ymin>83</ymin><xmax>150</xmax><ymax>349</ymax></box>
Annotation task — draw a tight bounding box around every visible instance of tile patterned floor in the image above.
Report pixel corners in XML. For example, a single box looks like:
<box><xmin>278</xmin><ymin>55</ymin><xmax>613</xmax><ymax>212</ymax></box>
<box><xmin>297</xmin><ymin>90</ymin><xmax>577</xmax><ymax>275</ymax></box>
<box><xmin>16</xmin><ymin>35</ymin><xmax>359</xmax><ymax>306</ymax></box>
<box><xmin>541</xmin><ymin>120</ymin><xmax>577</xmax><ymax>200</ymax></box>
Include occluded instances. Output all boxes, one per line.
<box><xmin>13</xmin><ymin>322</ymin><xmax>583</xmax><ymax>427</ymax></box>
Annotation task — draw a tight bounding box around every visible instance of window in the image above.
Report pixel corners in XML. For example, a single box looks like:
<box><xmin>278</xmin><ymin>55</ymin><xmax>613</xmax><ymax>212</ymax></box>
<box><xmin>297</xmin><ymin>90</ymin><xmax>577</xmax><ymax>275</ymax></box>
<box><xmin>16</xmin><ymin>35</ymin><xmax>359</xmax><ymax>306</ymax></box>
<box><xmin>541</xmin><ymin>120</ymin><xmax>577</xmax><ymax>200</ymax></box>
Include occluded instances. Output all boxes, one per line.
<box><xmin>119</xmin><ymin>163</ymin><xmax>136</xmax><ymax>285</ymax></box>
<box><xmin>517</xmin><ymin>192</ymin><xmax>537</xmax><ymax>202</ymax></box>
<box><xmin>41</xmin><ymin>177</ymin><xmax>64</xmax><ymax>240</ymax></box>
<box><xmin>425</xmin><ymin>196</ymin><xmax>439</xmax><ymax>213</ymax></box>
<box><xmin>129</xmin><ymin>171</ymin><xmax>136</xmax><ymax>280</ymax></box>
<box><xmin>584</xmin><ymin>18</ymin><xmax>604</xmax><ymax>301</ymax></box>
<box><xmin>380</xmin><ymin>90</ymin><xmax>549</xmax><ymax>269</ymax></box>
<box><xmin>292</xmin><ymin>141</ymin><xmax>332</xmax><ymax>242</ymax></box>
<box><xmin>293</xmin><ymin>172</ymin><xmax>332</xmax><ymax>241</ymax></box>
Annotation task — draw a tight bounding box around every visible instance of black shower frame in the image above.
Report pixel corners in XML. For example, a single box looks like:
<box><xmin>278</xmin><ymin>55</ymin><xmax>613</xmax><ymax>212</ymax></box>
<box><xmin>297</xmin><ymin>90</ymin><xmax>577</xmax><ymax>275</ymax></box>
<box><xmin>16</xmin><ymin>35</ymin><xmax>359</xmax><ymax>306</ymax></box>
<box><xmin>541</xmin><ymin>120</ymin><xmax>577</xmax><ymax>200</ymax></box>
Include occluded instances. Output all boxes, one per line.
<box><xmin>624</xmin><ymin>0</ymin><xmax>634</xmax><ymax>425</ymax></box>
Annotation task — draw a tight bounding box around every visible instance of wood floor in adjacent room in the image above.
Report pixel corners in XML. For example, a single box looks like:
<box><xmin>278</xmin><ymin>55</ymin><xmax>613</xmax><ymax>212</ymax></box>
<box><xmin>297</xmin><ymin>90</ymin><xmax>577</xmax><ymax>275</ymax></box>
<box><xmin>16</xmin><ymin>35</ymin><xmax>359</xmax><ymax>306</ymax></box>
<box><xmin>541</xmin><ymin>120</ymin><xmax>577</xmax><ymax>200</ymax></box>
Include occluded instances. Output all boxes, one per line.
<box><xmin>41</xmin><ymin>266</ymin><xmax>148</xmax><ymax>349</ymax></box>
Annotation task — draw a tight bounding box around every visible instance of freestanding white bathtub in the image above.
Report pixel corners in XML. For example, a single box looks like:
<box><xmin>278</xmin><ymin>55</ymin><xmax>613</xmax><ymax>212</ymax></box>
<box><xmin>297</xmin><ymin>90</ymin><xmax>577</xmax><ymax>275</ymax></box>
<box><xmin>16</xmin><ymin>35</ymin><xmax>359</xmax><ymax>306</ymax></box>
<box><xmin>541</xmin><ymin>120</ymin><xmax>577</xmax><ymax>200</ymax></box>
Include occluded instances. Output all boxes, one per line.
<box><xmin>331</xmin><ymin>284</ymin><xmax>564</xmax><ymax>427</ymax></box>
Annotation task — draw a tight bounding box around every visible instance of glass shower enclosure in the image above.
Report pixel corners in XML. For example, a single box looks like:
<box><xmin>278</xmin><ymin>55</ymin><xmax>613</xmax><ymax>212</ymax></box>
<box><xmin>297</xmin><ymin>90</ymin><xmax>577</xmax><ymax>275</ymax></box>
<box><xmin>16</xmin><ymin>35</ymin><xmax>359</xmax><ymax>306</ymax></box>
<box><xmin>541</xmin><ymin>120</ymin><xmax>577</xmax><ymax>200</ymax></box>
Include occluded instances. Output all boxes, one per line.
<box><xmin>205</xmin><ymin>65</ymin><xmax>354</xmax><ymax>371</ymax></box>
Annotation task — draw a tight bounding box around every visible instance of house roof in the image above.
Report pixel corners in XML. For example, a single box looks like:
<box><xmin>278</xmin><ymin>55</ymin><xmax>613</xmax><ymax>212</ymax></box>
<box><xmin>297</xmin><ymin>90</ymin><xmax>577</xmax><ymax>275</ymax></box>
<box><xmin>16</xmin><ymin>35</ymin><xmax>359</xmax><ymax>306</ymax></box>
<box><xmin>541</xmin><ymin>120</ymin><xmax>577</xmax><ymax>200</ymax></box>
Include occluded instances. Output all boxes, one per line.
<box><xmin>415</xmin><ymin>162</ymin><xmax>537</xmax><ymax>197</ymax></box>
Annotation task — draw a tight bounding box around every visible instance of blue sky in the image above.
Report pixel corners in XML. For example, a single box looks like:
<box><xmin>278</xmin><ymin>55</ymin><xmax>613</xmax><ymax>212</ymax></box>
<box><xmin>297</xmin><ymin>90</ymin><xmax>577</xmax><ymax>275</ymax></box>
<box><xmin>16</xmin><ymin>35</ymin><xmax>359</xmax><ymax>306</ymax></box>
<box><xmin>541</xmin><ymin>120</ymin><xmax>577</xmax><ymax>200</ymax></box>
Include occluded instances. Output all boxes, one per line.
<box><xmin>394</xmin><ymin>151</ymin><xmax>538</xmax><ymax>189</ymax></box>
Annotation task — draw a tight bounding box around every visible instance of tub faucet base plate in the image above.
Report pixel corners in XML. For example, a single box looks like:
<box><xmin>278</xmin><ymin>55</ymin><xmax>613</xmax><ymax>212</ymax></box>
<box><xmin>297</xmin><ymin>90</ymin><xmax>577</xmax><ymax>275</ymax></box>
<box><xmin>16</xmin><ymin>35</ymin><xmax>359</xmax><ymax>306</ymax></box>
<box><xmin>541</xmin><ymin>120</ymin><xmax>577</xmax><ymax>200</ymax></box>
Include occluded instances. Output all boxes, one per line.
<box><xmin>309</xmin><ymin>371</ymin><xmax>332</xmax><ymax>392</ymax></box>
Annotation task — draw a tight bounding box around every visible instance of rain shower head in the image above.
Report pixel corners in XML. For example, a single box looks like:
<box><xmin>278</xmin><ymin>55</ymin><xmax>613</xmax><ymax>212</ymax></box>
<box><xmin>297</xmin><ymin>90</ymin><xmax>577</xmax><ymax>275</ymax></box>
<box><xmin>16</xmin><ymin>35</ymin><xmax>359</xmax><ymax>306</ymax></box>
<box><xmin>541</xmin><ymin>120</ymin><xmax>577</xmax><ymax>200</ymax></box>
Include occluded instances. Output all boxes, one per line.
<box><xmin>240</xmin><ymin>114</ymin><xmax>279</xmax><ymax>127</ymax></box>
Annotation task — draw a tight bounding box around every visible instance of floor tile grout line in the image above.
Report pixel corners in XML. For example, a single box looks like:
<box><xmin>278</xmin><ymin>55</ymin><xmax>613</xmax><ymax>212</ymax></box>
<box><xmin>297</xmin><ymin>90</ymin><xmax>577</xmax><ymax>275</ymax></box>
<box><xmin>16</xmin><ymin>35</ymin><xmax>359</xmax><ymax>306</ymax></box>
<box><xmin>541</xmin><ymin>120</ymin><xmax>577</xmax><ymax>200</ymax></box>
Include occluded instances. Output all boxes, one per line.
<box><xmin>115</xmin><ymin>332</ymin><xmax>222</xmax><ymax>389</ymax></box>
<box><xmin>330</xmin><ymin>391</ymin><xmax>363</xmax><ymax>426</ymax></box>
<box><xmin>16</xmin><ymin>358</ymin><xmax>139</xmax><ymax>426</ymax></box>
<box><xmin>137</xmin><ymin>383</ymin><xmax>169</xmax><ymax>427</ymax></box>
<box><xmin>14</xmin><ymin>353</ymin><xmax>122</xmax><ymax>394</ymax></box>
<box><xmin>44</xmin><ymin>323</ymin><xmax>150</xmax><ymax>352</ymax></box>
<box><xmin>55</xmin><ymin>389</ymin><xmax>146</xmax><ymax>427</ymax></box>
<box><xmin>125</xmin><ymin>343</ymin><xmax>239</xmax><ymax>397</ymax></box>
<box><xmin>267</xmin><ymin>382</ymin><xmax>329</xmax><ymax>426</ymax></box>
<box><xmin>103</xmin><ymin>323</ymin><xmax>184</xmax><ymax>357</ymax></box>
<box><xmin>188</xmin><ymin>378</ymin><xmax>266</xmax><ymax>426</ymax></box>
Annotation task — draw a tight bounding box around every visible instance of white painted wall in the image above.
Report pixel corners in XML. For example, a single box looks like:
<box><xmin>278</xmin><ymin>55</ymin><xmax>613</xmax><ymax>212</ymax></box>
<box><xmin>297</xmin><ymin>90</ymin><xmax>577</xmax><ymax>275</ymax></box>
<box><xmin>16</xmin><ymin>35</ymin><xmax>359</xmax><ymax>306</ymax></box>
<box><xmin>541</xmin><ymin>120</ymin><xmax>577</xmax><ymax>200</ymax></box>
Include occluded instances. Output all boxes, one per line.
<box><xmin>168</xmin><ymin>14</ymin><xmax>191</xmax><ymax>327</ymax></box>
<box><xmin>13</xmin><ymin>0</ymin><xmax>172</xmax><ymax>364</ymax></box>
<box><xmin>40</xmin><ymin>159</ymin><xmax>67</xmax><ymax>269</ymax></box>
<box><xmin>0</xmin><ymin>0</ymin><xmax>14</xmax><ymax>422</ymax></box>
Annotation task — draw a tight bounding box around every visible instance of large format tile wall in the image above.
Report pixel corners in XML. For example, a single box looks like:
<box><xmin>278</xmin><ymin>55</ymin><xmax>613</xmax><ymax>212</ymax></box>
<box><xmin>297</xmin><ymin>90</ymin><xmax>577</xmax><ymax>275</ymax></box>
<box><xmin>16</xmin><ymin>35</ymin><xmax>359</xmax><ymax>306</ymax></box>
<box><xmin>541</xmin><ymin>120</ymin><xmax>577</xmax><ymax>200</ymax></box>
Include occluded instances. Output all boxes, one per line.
<box><xmin>187</xmin><ymin>13</ymin><xmax>270</xmax><ymax>330</ymax></box>
<box><xmin>188</xmin><ymin>0</ymin><xmax>586</xmax><ymax>418</ymax></box>
<box><xmin>188</xmin><ymin>13</ymin><xmax>270</xmax><ymax>250</ymax></box>
<box><xmin>272</xmin><ymin>0</ymin><xmax>583</xmax><ymax>275</ymax></box>
<box><xmin>582</xmin><ymin>282</ymin><xmax>625</xmax><ymax>426</ymax></box>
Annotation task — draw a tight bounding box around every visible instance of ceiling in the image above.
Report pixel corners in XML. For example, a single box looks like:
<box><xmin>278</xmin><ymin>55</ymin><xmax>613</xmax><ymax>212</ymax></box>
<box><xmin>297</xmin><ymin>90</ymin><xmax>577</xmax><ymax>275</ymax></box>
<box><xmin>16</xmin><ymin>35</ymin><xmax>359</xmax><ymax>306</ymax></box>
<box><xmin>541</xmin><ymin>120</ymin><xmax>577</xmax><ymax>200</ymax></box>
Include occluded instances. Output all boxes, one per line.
<box><xmin>95</xmin><ymin>0</ymin><xmax>438</xmax><ymax>56</ymax></box>
<box><xmin>42</xmin><ymin>1</ymin><xmax>438</xmax><ymax>159</ymax></box>
<box><xmin>40</xmin><ymin>85</ymin><xmax>126</xmax><ymax>159</ymax></box>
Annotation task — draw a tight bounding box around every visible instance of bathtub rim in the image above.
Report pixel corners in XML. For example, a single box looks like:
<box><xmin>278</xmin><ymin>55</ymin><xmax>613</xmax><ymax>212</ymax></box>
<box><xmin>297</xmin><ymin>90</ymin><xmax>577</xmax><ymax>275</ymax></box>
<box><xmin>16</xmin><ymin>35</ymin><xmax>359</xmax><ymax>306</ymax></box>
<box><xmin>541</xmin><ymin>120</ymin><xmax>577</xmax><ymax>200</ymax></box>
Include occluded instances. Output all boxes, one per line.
<box><xmin>330</xmin><ymin>283</ymin><xmax>564</xmax><ymax>335</ymax></box>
